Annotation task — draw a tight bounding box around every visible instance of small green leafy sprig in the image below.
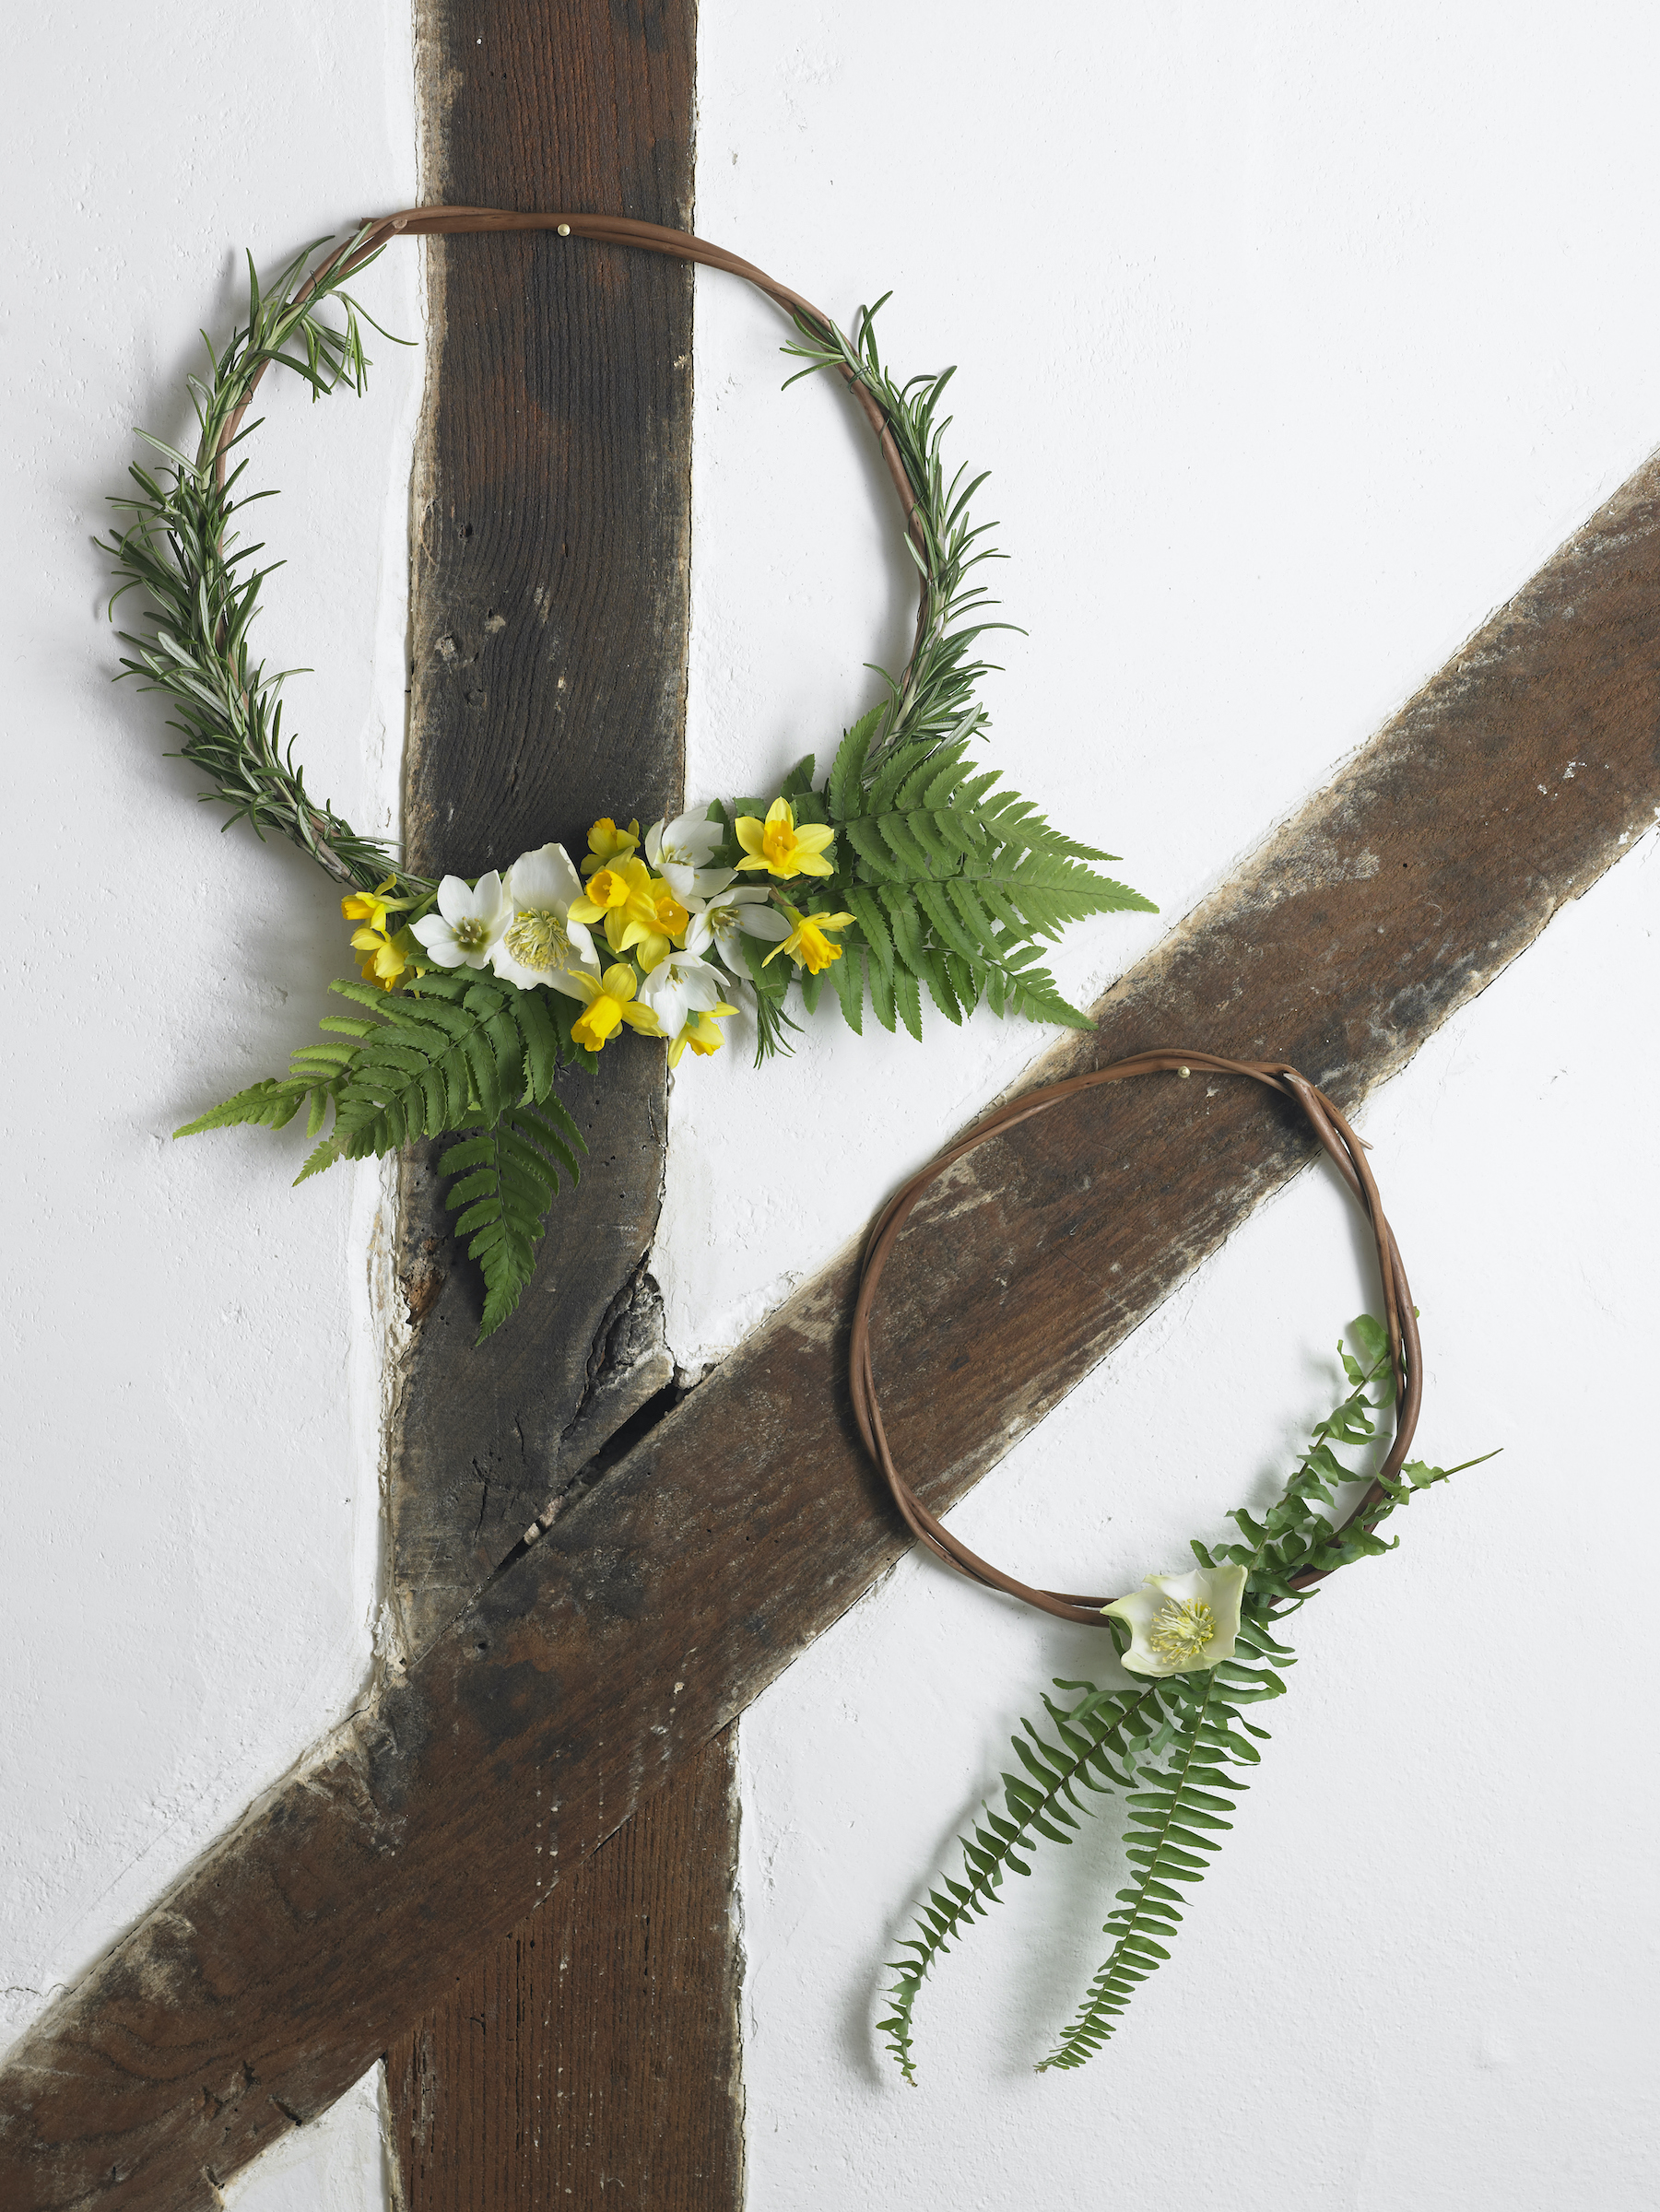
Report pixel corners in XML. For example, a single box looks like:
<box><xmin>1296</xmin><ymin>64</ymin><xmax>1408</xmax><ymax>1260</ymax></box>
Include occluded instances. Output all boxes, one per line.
<box><xmin>100</xmin><ymin>229</ymin><xmax>419</xmax><ymax>896</ymax></box>
<box><xmin>880</xmin><ymin>1319</ymin><xmax>1493</xmax><ymax>2080</ymax></box>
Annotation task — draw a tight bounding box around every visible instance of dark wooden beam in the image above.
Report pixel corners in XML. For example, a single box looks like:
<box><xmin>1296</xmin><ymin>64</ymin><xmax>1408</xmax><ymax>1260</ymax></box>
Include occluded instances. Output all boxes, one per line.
<box><xmin>392</xmin><ymin>0</ymin><xmax>696</xmax><ymax>1660</ymax></box>
<box><xmin>4</xmin><ymin>449</ymin><xmax>1658</xmax><ymax>2211</ymax></box>
<box><xmin>386</xmin><ymin>1729</ymin><xmax>743</xmax><ymax>2209</ymax></box>
<box><xmin>389</xmin><ymin>6</ymin><xmax>723</xmax><ymax>2209</ymax></box>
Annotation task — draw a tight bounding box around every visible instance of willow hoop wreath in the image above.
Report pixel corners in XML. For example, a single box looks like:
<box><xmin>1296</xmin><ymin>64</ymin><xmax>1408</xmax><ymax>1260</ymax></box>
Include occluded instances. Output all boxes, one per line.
<box><xmin>852</xmin><ymin>1051</ymin><xmax>1488</xmax><ymax>2076</ymax></box>
<box><xmin>102</xmin><ymin>207</ymin><xmax>1154</xmax><ymax>1341</ymax></box>
<box><xmin>105</xmin><ymin>211</ymin><xmax>1489</xmax><ymax>2074</ymax></box>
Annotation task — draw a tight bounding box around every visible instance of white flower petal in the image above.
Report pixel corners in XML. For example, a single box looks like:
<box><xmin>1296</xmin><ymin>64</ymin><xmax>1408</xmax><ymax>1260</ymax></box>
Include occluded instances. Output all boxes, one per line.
<box><xmin>472</xmin><ymin>869</ymin><xmax>507</xmax><ymax>925</ymax></box>
<box><xmin>435</xmin><ymin>875</ymin><xmax>475</xmax><ymax>924</ymax></box>
<box><xmin>411</xmin><ymin>913</ymin><xmax>454</xmax><ymax>949</ymax></box>
<box><xmin>507</xmin><ymin>842</ymin><xmax>583</xmax><ymax>913</ymax></box>
<box><xmin>644</xmin><ymin>819</ymin><xmax>667</xmax><ymax>868</ymax></box>
<box><xmin>665</xmin><ymin>811</ymin><xmax>722</xmax><ymax>863</ymax></box>
<box><xmin>738</xmin><ymin>905</ymin><xmax>791</xmax><ymax>941</ymax></box>
<box><xmin>424</xmin><ymin>939</ymin><xmax>466</xmax><ymax>969</ymax></box>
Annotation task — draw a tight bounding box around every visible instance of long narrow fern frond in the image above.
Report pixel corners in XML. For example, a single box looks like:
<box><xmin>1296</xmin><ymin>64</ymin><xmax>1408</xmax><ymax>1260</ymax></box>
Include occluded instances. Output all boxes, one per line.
<box><xmin>879</xmin><ymin>1677</ymin><xmax>1169</xmax><ymax>2084</ymax></box>
<box><xmin>1035</xmin><ymin>1617</ymin><xmax>1290</xmax><ymax>2070</ymax></box>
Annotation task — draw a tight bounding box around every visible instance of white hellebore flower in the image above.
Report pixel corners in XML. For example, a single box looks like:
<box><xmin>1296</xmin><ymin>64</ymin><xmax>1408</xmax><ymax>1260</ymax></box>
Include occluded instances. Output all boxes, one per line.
<box><xmin>682</xmin><ymin>882</ymin><xmax>790</xmax><ymax>963</ymax></box>
<box><xmin>410</xmin><ymin>871</ymin><xmax>509</xmax><ymax>970</ymax></box>
<box><xmin>644</xmin><ymin>811</ymin><xmax>733</xmax><ymax>902</ymax></box>
<box><xmin>490</xmin><ymin>843</ymin><xmax>601</xmax><ymax>997</ymax></box>
<box><xmin>1101</xmin><ymin>1564</ymin><xmax>1247</xmax><ymax>1677</ymax></box>
<box><xmin>637</xmin><ymin>949</ymin><xmax>725</xmax><ymax>1041</ymax></box>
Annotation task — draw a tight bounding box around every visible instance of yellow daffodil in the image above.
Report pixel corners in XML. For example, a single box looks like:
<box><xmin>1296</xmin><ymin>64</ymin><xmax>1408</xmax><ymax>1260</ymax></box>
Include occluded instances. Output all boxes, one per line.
<box><xmin>579</xmin><ymin>816</ymin><xmax>641</xmax><ymax>877</ymax></box>
<box><xmin>570</xmin><ymin>855</ymin><xmax>689</xmax><ymax>971</ymax></box>
<box><xmin>734</xmin><ymin>797</ymin><xmax>836</xmax><ymax>879</ymax></box>
<box><xmin>567</xmin><ymin>962</ymin><xmax>663</xmax><ymax>1052</ymax></box>
<box><xmin>667</xmin><ymin>1002</ymin><xmax>738</xmax><ymax>1069</ymax></box>
<box><xmin>763</xmin><ymin>902</ymin><xmax>857</xmax><ymax>975</ymax></box>
<box><xmin>342</xmin><ymin>877</ymin><xmax>418</xmax><ymax>990</ymax></box>
<box><xmin>1101</xmin><ymin>1565</ymin><xmax>1247</xmax><ymax>1677</ymax></box>
<box><xmin>349</xmin><ymin>922</ymin><xmax>416</xmax><ymax>991</ymax></box>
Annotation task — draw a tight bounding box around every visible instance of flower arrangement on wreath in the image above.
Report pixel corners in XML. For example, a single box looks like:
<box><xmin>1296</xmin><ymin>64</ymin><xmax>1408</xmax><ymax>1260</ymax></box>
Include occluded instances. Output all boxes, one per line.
<box><xmin>100</xmin><ymin>227</ymin><xmax>1155</xmax><ymax>1340</ymax></box>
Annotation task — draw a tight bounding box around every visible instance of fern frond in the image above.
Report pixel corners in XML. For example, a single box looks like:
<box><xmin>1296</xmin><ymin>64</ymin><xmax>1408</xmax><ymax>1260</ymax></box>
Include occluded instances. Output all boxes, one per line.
<box><xmin>884</xmin><ymin>1319</ymin><xmax>1488</xmax><ymax>2078</ymax></box>
<box><xmin>175</xmin><ymin>968</ymin><xmax>590</xmax><ymax>1338</ymax></box>
<box><xmin>1036</xmin><ymin>1628</ymin><xmax>1286</xmax><ymax>2071</ymax></box>
<box><xmin>440</xmin><ymin>1100</ymin><xmax>584</xmax><ymax>1342</ymax></box>
<box><xmin>879</xmin><ymin>1678</ymin><xmax>1167</xmax><ymax>2084</ymax></box>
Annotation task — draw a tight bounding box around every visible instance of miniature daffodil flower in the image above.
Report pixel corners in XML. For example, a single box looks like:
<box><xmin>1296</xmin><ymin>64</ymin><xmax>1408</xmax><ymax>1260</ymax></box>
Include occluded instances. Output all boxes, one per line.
<box><xmin>342</xmin><ymin>875</ymin><xmax>417</xmax><ymax>928</ymax></box>
<box><xmin>1101</xmin><ymin>1565</ymin><xmax>1248</xmax><ymax>1676</ymax></box>
<box><xmin>682</xmin><ymin>883</ymin><xmax>791</xmax><ymax>963</ymax></box>
<box><xmin>580</xmin><ymin>817</ymin><xmax>641</xmax><ymax>877</ymax></box>
<box><xmin>734</xmin><ymin>797</ymin><xmax>836</xmax><ymax>879</ymax></box>
<box><xmin>348</xmin><ymin>921</ymin><xmax>415</xmax><ymax>991</ymax></box>
<box><xmin>410</xmin><ymin>871</ymin><xmax>509</xmax><ymax>971</ymax></box>
<box><xmin>637</xmin><ymin>949</ymin><xmax>726</xmax><ymax>1041</ymax></box>
<box><xmin>763</xmin><ymin>902</ymin><xmax>857</xmax><ymax>975</ymax></box>
<box><xmin>567</xmin><ymin>962</ymin><xmax>662</xmax><ymax>1052</ymax></box>
<box><xmin>644</xmin><ymin>811</ymin><xmax>733</xmax><ymax>902</ymax></box>
<box><xmin>491</xmin><ymin>844</ymin><xmax>601</xmax><ymax>996</ymax></box>
<box><xmin>342</xmin><ymin>877</ymin><xmax>418</xmax><ymax>990</ymax></box>
<box><xmin>666</xmin><ymin>1003</ymin><xmax>738</xmax><ymax>1069</ymax></box>
<box><xmin>570</xmin><ymin>855</ymin><xmax>689</xmax><ymax>971</ymax></box>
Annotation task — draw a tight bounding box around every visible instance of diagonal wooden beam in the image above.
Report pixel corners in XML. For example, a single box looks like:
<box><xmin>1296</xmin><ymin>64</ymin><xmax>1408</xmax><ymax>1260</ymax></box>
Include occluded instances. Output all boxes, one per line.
<box><xmin>3</xmin><ymin>455</ymin><xmax>1658</xmax><ymax>2209</ymax></box>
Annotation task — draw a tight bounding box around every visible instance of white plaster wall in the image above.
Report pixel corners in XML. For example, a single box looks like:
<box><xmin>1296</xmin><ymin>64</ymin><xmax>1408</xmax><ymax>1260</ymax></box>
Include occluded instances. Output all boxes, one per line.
<box><xmin>0</xmin><ymin>5</ymin><xmax>418</xmax><ymax>2201</ymax></box>
<box><xmin>672</xmin><ymin>2</ymin><xmax>1660</xmax><ymax>2203</ymax></box>
<box><xmin>6</xmin><ymin>4</ymin><xmax>1659</xmax><ymax>2206</ymax></box>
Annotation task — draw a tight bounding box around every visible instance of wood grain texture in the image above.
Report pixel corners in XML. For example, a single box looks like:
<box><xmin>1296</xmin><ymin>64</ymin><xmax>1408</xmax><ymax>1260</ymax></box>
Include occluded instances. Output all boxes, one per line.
<box><xmin>391</xmin><ymin>8</ymin><xmax>723</xmax><ymax>2211</ymax></box>
<box><xmin>5</xmin><ymin>442</ymin><xmax>1660</xmax><ymax>2212</ymax></box>
<box><xmin>391</xmin><ymin>0</ymin><xmax>696</xmax><ymax>1661</ymax></box>
<box><xmin>386</xmin><ymin>1730</ymin><xmax>743</xmax><ymax>2211</ymax></box>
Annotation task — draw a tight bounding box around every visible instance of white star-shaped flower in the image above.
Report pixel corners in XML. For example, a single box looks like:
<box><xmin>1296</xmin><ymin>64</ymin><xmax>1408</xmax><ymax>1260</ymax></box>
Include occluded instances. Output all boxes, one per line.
<box><xmin>644</xmin><ymin>810</ymin><xmax>734</xmax><ymax>902</ymax></box>
<box><xmin>410</xmin><ymin>871</ymin><xmax>509</xmax><ymax>970</ymax></box>
<box><xmin>682</xmin><ymin>882</ymin><xmax>791</xmax><ymax>964</ymax></box>
<box><xmin>636</xmin><ymin>949</ymin><xmax>726</xmax><ymax>1040</ymax></box>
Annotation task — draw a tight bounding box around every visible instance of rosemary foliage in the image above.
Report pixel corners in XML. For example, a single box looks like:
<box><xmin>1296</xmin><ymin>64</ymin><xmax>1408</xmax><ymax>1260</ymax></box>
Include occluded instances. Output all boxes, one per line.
<box><xmin>100</xmin><ymin>232</ymin><xmax>418</xmax><ymax>893</ymax></box>
<box><xmin>882</xmin><ymin>1319</ymin><xmax>1492</xmax><ymax>2078</ymax></box>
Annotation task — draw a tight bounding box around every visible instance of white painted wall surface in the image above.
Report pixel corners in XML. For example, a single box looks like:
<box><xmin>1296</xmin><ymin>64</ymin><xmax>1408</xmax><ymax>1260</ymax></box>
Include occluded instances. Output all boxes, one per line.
<box><xmin>0</xmin><ymin>4</ymin><xmax>418</xmax><ymax>2201</ymax></box>
<box><xmin>5</xmin><ymin>4</ymin><xmax>1658</xmax><ymax>2207</ymax></box>
<box><xmin>675</xmin><ymin>2</ymin><xmax>1660</xmax><ymax>2204</ymax></box>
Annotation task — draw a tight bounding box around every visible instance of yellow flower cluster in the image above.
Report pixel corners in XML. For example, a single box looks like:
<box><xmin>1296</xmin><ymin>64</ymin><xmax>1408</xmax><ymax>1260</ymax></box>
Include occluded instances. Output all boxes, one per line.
<box><xmin>342</xmin><ymin>797</ymin><xmax>857</xmax><ymax>1069</ymax></box>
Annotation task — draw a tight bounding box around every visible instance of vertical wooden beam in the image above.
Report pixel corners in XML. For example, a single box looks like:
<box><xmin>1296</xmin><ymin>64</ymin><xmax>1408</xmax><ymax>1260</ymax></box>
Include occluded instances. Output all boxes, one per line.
<box><xmin>392</xmin><ymin>5</ymin><xmax>740</xmax><ymax>2206</ymax></box>
<box><xmin>394</xmin><ymin>0</ymin><xmax>695</xmax><ymax>1654</ymax></box>
<box><xmin>387</xmin><ymin>1731</ymin><xmax>744</xmax><ymax>2210</ymax></box>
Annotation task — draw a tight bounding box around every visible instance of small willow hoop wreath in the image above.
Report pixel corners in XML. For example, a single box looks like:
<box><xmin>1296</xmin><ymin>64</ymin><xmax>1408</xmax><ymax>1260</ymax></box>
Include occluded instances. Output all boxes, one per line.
<box><xmin>858</xmin><ymin>1053</ymin><xmax>1487</xmax><ymax>2081</ymax></box>
<box><xmin>106</xmin><ymin>212</ymin><xmax>1486</xmax><ymax>2078</ymax></box>
<box><xmin>852</xmin><ymin>1050</ymin><xmax>1421</xmax><ymax>1620</ymax></box>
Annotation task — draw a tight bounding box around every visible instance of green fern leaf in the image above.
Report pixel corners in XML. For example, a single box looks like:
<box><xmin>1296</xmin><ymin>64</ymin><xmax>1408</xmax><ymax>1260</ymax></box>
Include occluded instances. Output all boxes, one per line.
<box><xmin>439</xmin><ymin>1100</ymin><xmax>587</xmax><ymax>1344</ymax></box>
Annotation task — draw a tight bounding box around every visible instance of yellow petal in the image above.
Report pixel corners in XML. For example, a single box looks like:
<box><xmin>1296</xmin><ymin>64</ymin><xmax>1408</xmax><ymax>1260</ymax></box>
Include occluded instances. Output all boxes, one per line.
<box><xmin>599</xmin><ymin>963</ymin><xmax>639</xmax><ymax>1002</ymax></box>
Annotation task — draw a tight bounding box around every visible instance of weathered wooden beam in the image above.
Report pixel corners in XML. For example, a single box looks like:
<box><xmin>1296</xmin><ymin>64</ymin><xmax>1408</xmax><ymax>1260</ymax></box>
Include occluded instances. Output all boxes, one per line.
<box><xmin>385</xmin><ymin>1730</ymin><xmax>743</xmax><ymax>2209</ymax></box>
<box><xmin>390</xmin><ymin>5</ymin><xmax>720</xmax><ymax>2207</ymax></box>
<box><xmin>391</xmin><ymin>0</ymin><xmax>696</xmax><ymax>1660</ymax></box>
<box><xmin>4</xmin><ymin>454</ymin><xmax>1658</xmax><ymax>2209</ymax></box>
